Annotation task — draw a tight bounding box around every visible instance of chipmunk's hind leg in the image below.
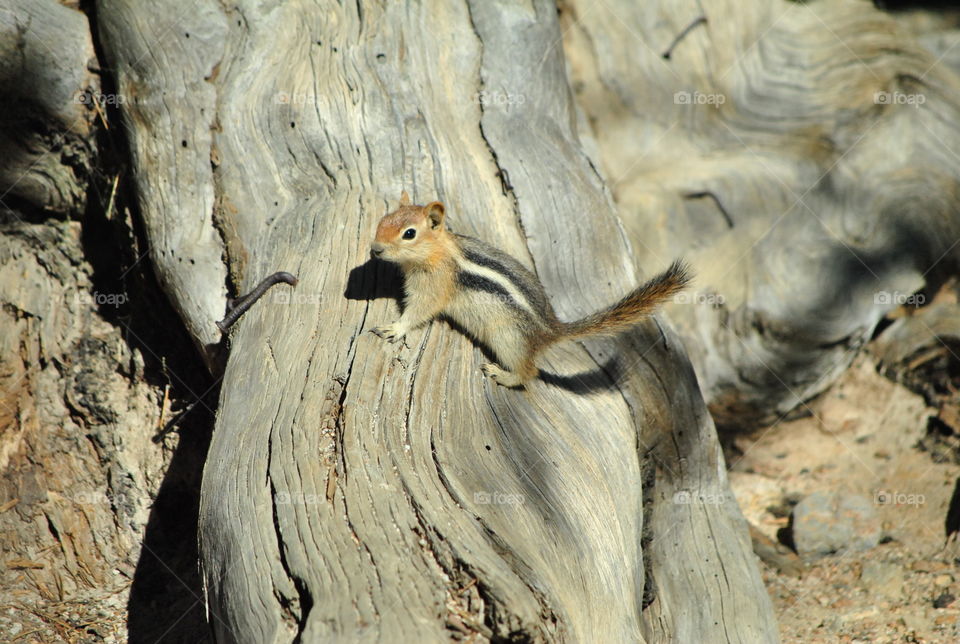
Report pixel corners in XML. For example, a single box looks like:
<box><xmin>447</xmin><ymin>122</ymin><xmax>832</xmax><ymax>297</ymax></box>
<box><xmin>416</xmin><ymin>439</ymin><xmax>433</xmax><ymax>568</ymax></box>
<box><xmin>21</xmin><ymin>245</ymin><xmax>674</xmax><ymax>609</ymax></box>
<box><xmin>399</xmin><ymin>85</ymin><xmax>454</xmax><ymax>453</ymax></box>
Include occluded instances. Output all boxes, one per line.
<box><xmin>480</xmin><ymin>330</ymin><xmax>538</xmax><ymax>387</ymax></box>
<box><xmin>481</xmin><ymin>357</ymin><xmax>537</xmax><ymax>388</ymax></box>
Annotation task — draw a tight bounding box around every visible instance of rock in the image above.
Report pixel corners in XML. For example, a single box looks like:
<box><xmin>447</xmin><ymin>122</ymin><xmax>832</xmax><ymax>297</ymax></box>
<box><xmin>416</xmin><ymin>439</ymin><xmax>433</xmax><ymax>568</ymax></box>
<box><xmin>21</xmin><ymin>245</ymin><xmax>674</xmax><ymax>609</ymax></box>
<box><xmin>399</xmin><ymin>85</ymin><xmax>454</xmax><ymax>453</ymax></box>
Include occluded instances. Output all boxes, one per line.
<box><xmin>911</xmin><ymin>560</ymin><xmax>950</xmax><ymax>573</ymax></box>
<box><xmin>933</xmin><ymin>592</ymin><xmax>955</xmax><ymax>609</ymax></box>
<box><xmin>791</xmin><ymin>491</ymin><xmax>882</xmax><ymax>559</ymax></box>
<box><xmin>728</xmin><ymin>472</ymin><xmax>786</xmax><ymax>526</ymax></box>
<box><xmin>860</xmin><ymin>561</ymin><xmax>905</xmax><ymax>601</ymax></box>
<box><xmin>934</xmin><ymin>573</ymin><xmax>954</xmax><ymax>587</ymax></box>
<box><xmin>841</xmin><ymin>607</ymin><xmax>879</xmax><ymax>622</ymax></box>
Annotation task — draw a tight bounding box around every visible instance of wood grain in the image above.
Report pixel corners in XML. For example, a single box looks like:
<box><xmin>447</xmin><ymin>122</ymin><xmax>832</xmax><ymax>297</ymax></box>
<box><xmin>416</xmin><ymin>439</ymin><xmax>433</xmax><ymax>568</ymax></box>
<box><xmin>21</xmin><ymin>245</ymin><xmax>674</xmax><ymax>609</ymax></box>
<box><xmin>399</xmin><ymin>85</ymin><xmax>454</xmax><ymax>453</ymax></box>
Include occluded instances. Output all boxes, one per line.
<box><xmin>563</xmin><ymin>0</ymin><xmax>960</xmax><ymax>429</ymax></box>
<box><xmin>0</xmin><ymin>0</ymin><xmax>98</xmax><ymax>214</ymax></box>
<box><xmin>97</xmin><ymin>0</ymin><xmax>228</xmax><ymax>366</ymax></box>
<box><xmin>98</xmin><ymin>0</ymin><xmax>777</xmax><ymax>641</ymax></box>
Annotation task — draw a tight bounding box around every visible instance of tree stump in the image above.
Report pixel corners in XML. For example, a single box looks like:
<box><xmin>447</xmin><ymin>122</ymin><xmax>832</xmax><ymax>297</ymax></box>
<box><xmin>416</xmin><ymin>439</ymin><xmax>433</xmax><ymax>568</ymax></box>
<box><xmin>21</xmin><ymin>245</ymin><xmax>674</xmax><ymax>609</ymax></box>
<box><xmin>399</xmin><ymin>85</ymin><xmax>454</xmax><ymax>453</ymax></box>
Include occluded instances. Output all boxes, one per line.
<box><xmin>95</xmin><ymin>0</ymin><xmax>776</xmax><ymax>641</ymax></box>
<box><xmin>23</xmin><ymin>0</ymin><xmax>960</xmax><ymax>641</ymax></box>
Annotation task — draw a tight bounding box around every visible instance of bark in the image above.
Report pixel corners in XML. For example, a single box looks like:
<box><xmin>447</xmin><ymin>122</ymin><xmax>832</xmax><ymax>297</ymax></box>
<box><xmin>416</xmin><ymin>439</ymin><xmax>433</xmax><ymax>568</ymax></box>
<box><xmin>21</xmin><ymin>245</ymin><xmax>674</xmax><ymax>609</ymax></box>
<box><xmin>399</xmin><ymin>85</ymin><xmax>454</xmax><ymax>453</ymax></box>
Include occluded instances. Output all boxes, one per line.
<box><xmin>0</xmin><ymin>2</ymin><xmax>212</xmax><ymax>640</ymax></box>
<box><xmin>0</xmin><ymin>215</ymin><xmax>211</xmax><ymax>641</ymax></box>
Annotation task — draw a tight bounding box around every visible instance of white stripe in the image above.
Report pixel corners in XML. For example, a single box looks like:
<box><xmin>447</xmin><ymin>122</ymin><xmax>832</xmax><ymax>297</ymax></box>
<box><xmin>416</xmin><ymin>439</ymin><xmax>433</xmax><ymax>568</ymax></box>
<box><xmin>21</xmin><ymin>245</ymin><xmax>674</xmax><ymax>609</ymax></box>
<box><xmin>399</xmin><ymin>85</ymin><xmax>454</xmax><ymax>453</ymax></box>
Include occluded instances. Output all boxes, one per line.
<box><xmin>455</xmin><ymin>256</ymin><xmax>538</xmax><ymax>318</ymax></box>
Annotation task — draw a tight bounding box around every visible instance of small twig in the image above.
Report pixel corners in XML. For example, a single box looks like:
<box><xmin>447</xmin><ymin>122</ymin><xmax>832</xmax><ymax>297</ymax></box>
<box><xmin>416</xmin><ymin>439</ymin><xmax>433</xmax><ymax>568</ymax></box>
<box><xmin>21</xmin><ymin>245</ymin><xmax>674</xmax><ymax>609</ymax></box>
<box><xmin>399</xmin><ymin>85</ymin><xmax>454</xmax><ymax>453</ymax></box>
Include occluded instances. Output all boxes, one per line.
<box><xmin>156</xmin><ymin>383</ymin><xmax>169</xmax><ymax>433</ymax></box>
<box><xmin>216</xmin><ymin>271</ymin><xmax>298</xmax><ymax>333</ymax></box>
<box><xmin>12</xmin><ymin>628</ymin><xmax>43</xmax><ymax>642</ymax></box>
<box><xmin>152</xmin><ymin>398</ymin><xmax>201</xmax><ymax>443</ymax></box>
<box><xmin>92</xmin><ymin>94</ymin><xmax>109</xmax><ymax>130</ymax></box>
<box><xmin>13</xmin><ymin>602</ymin><xmax>73</xmax><ymax>635</ymax></box>
<box><xmin>662</xmin><ymin>15</ymin><xmax>707</xmax><ymax>60</ymax></box>
<box><xmin>749</xmin><ymin>523</ymin><xmax>804</xmax><ymax>578</ymax></box>
<box><xmin>105</xmin><ymin>172</ymin><xmax>121</xmax><ymax>220</ymax></box>
<box><xmin>906</xmin><ymin>346</ymin><xmax>947</xmax><ymax>372</ymax></box>
<box><xmin>457</xmin><ymin>578</ymin><xmax>478</xmax><ymax>595</ymax></box>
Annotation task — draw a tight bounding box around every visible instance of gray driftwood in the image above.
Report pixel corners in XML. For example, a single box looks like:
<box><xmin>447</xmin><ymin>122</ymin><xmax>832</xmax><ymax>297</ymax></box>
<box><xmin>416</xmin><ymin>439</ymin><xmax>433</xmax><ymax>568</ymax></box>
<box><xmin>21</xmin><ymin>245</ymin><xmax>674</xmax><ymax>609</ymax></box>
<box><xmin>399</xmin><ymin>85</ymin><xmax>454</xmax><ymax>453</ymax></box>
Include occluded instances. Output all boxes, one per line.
<box><xmin>9</xmin><ymin>0</ymin><xmax>960</xmax><ymax>640</ymax></box>
<box><xmin>96</xmin><ymin>0</ymin><xmax>775</xmax><ymax>641</ymax></box>
<box><xmin>97</xmin><ymin>0</ymin><xmax>228</xmax><ymax>367</ymax></box>
<box><xmin>563</xmin><ymin>0</ymin><xmax>960</xmax><ymax>428</ymax></box>
<box><xmin>0</xmin><ymin>0</ymin><xmax>98</xmax><ymax>213</ymax></box>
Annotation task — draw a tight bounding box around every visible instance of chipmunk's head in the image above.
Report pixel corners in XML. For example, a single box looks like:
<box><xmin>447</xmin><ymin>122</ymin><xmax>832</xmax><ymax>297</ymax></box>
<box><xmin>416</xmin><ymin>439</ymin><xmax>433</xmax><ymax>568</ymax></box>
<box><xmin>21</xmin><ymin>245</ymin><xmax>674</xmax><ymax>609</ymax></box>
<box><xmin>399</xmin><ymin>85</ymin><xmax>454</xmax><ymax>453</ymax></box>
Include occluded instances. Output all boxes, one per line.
<box><xmin>371</xmin><ymin>192</ymin><xmax>448</xmax><ymax>269</ymax></box>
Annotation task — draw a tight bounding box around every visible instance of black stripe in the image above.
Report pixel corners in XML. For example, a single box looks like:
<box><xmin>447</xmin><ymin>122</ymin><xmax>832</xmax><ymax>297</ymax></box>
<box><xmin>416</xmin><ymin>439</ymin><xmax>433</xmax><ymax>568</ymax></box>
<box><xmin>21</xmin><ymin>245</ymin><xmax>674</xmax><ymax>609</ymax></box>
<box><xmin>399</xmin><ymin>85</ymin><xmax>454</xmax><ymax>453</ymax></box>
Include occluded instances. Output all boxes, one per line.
<box><xmin>460</xmin><ymin>247</ymin><xmax>542</xmax><ymax>312</ymax></box>
<box><xmin>456</xmin><ymin>270</ymin><xmax>540</xmax><ymax>334</ymax></box>
<box><xmin>456</xmin><ymin>270</ymin><xmax>537</xmax><ymax>324</ymax></box>
<box><xmin>457</xmin><ymin>270</ymin><xmax>514</xmax><ymax>302</ymax></box>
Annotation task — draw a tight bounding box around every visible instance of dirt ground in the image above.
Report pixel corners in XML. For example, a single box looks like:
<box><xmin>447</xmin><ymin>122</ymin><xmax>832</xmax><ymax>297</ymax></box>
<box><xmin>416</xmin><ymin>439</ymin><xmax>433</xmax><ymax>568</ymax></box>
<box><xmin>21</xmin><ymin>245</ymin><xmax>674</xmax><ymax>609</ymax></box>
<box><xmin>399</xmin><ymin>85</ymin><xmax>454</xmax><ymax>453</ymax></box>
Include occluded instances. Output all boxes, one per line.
<box><xmin>729</xmin><ymin>353</ymin><xmax>960</xmax><ymax>643</ymax></box>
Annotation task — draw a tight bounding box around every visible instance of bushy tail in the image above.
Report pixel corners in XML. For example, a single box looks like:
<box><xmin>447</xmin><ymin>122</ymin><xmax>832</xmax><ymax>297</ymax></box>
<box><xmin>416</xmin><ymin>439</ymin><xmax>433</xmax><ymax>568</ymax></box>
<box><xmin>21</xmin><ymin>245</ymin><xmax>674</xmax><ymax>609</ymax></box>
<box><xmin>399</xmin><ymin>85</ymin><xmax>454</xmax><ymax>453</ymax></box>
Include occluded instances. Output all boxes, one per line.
<box><xmin>557</xmin><ymin>259</ymin><xmax>691</xmax><ymax>340</ymax></box>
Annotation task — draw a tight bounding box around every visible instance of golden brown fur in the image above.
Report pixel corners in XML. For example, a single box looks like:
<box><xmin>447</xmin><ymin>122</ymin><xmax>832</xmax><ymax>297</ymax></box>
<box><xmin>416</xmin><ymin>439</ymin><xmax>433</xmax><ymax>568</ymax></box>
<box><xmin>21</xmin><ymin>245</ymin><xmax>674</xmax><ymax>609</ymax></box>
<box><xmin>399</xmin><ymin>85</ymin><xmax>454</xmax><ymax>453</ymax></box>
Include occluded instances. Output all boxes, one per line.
<box><xmin>557</xmin><ymin>260</ymin><xmax>690</xmax><ymax>339</ymax></box>
<box><xmin>370</xmin><ymin>194</ymin><xmax>691</xmax><ymax>387</ymax></box>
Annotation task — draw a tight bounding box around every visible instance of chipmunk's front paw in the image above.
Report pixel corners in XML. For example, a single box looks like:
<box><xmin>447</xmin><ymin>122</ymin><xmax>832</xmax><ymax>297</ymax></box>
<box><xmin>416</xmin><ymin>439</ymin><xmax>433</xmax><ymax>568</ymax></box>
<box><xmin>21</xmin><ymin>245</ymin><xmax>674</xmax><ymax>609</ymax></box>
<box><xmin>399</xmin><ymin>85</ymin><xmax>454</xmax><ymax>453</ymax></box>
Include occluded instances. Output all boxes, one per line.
<box><xmin>481</xmin><ymin>363</ymin><xmax>524</xmax><ymax>388</ymax></box>
<box><xmin>372</xmin><ymin>323</ymin><xmax>406</xmax><ymax>343</ymax></box>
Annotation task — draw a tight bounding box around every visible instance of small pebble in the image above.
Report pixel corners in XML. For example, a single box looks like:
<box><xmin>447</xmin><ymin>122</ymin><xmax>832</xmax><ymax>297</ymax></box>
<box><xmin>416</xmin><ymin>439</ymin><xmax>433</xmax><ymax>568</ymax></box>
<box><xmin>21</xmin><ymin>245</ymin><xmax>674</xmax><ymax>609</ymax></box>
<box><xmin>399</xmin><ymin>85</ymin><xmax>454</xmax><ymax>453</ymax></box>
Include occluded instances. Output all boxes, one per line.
<box><xmin>861</xmin><ymin>561</ymin><xmax>905</xmax><ymax>600</ymax></box>
<box><xmin>933</xmin><ymin>592</ymin><xmax>955</xmax><ymax>609</ymax></box>
<box><xmin>911</xmin><ymin>560</ymin><xmax>948</xmax><ymax>573</ymax></box>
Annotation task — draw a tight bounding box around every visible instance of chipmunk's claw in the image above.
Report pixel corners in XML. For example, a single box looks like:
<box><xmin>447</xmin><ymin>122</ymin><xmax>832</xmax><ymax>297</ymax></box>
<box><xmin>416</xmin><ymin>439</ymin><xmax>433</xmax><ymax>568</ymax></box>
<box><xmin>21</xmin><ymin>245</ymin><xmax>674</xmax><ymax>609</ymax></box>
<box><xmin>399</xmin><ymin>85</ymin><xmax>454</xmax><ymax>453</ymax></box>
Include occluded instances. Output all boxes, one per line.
<box><xmin>372</xmin><ymin>324</ymin><xmax>406</xmax><ymax>344</ymax></box>
<box><xmin>481</xmin><ymin>363</ymin><xmax>524</xmax><ymax>388</ymax></box>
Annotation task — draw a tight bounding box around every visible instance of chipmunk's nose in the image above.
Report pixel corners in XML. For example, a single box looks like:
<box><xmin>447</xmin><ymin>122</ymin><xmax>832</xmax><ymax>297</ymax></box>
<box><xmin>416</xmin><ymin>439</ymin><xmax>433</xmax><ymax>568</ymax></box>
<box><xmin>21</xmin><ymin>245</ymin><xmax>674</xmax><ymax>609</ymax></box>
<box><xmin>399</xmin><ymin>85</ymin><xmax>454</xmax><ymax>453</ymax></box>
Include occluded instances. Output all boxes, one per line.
<box><xmin>370</xmin><ymin>242</ymin><xmax>385</xmax><ymax>258</ymax></box>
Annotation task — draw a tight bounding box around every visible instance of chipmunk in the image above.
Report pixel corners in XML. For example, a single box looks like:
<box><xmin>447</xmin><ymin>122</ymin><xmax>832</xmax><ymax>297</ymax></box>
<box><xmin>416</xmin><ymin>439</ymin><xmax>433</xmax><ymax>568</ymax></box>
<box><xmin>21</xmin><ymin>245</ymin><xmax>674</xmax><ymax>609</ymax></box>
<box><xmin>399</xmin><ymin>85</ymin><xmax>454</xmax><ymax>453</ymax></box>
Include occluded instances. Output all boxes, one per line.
<box><xmin>370</xmin><ymin>193</ymin><xmax>691</xmax><ymax>387</ymax></box>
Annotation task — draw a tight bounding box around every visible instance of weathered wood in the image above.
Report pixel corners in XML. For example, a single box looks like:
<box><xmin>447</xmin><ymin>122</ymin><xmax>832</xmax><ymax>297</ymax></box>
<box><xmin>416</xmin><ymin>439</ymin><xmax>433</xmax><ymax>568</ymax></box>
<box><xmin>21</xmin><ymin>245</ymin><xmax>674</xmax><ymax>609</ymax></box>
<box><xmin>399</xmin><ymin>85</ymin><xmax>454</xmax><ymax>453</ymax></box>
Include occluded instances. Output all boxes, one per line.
<box><xmin>872</xmin><ymin>303</ymin><xmax>960</xmax><ymax>369</ymax></box>
<box><xmin>0</xmin><ymin>5</ymin><xmax>216</xmax><ymax>640</ymax></box>
<box><xmin>6</xmin><ymin>0</ymin><xmax>960</xmax><ymax>640</ymax></box>
<box><xmin>562</xmin><ymin>0</ymin><xmax>960</xmax><ymax>429</ymax></box>
<box><xmin>93</xmin><ymin>1</ymin><xmax>775</xmax><ymax>642</ymax></box>
<box><xmin>96</xmin><ymin>0</ymin><xmax>228</xmax><ymax>367</ymax></box>
<box><xmin>0</xmin><ymin>0</ymin><xmax>98</xmax><ymax>214</ymax></box>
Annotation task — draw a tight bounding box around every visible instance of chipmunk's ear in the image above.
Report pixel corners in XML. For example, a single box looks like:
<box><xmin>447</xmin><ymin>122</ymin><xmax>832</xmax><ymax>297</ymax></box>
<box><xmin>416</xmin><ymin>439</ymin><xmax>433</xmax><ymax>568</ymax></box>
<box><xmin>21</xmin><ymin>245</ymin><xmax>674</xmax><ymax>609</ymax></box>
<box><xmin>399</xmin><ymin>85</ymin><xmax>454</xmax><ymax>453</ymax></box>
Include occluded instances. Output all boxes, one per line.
<box><xmin>399</xmin><ymin>190</ymin><xmax>411</xmax><ymax>206</ymax></box>
<box><xmin>425</xmin><ymin>202</ymin><xmax>445</xmax><ymax>229</ymax></box>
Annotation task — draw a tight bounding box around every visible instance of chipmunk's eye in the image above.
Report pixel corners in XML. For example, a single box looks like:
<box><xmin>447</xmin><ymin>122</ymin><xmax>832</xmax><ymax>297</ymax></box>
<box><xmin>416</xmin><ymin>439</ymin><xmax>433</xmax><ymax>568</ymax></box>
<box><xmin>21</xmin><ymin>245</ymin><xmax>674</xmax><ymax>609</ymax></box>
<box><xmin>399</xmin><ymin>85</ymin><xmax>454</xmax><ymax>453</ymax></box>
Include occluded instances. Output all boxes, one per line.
<box><xmin>402</xmin><ymin>228</ymin><xmax>416</xmax><ymax>240</ymax></box>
